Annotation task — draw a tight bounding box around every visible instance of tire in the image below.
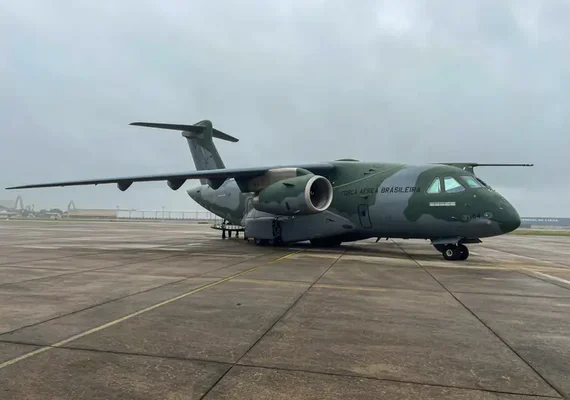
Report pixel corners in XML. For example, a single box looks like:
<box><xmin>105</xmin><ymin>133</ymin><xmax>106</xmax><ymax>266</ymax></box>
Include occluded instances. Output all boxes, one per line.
<box><xmin>442</xmin><ymin>245</ymin><xmax>460</xmax><ymax>261</ymax></box>
<box><xmin>458</xmin><ymin>244</ymin><xmax>469</xmax><ymax>260</ymax></box>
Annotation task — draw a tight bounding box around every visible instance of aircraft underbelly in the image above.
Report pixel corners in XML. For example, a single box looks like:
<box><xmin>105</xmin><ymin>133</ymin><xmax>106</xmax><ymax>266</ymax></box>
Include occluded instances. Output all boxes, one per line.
<box><xmin>244</xmin><ymin>210</ymin><xmax>354</xmax><ymax>242</ymax></box>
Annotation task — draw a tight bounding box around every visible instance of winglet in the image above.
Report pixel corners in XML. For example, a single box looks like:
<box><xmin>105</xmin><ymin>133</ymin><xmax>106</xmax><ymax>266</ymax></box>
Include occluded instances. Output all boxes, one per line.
<box><xmin>129</xmin><ymin>121</ymin><xmax>239</xmax><ymax>142</ymax></box>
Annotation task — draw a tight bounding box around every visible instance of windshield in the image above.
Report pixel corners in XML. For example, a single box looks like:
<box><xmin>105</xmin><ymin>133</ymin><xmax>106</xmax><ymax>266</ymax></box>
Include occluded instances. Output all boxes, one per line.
<box><xmin>475</xmin><ymin>177</ymin><xmax>494</xmax><ymax>190</ymax></box>
<box><xmin>443</xmin><ymin>176</ymin><xmax>465</xmax><ymax>193</ymax></box>
<box><xmin>461</xmin><ymin>175</ymin><xmax>483</xmax><ymax>189</ymax></box>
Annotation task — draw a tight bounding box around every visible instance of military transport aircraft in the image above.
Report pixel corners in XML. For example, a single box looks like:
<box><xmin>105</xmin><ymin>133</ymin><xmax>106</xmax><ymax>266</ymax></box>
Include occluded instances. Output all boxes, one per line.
<box><xmin>7</xmin><ymin>120</ymin><xmax>532</xmax><ymax>261</ymax></box>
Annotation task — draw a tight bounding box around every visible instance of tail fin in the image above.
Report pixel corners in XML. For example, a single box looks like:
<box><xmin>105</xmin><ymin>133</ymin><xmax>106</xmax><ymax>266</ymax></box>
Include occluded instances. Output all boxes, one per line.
<box><xmin>130</xmin><ymin>120</ymin><xmax>238</xmax><ymax>183</ymax></box>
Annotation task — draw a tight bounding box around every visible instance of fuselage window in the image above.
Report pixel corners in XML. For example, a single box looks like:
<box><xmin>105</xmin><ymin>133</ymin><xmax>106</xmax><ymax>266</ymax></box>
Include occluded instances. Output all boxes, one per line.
<box><xmin>443</xmin><ymin>176</ymin><xmax>465</xmax><ymax>193</ymax></box>
<box><xmin>461</xmin><ymin>175</ymin><xmax>483</xmax><ymax>189</ymax></box>
<box><xmin>426</xmin><ymin>177</ymin><xmax>441</xmax><ymax>194</ymax></box>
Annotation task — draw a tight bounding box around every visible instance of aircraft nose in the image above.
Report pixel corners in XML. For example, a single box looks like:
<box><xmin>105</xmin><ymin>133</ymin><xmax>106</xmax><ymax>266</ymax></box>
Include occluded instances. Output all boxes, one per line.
<box><xmin>498</xmin><ymin>201</ymin><xmax>521</xmax><ymax>234</ymax></box>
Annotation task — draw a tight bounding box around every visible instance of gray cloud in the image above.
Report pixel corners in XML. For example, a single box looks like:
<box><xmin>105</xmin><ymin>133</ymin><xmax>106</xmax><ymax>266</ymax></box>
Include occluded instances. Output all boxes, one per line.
<box><xmin>1</xmin><ymin>0</ymin><xmax>568</xmax><ymax>215</ymax></box>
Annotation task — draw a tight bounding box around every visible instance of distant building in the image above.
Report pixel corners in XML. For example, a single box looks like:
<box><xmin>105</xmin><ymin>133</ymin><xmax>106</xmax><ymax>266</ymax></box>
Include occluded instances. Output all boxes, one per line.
<box><xmin>116</xmin><ymin>209</ymin><xmax>215</xmax><ymax>220</ymax></box>
<box><xmin>65</xmin><ymin>209</ymin><xmax>117</xmax><ymax>219</ymax></box>
<box><xmin>0</xmin><ymin>209</ymin><xmax>18</xmax><ymax>217</ymax></box>
<box><xmin>520</xmin><ymin>217</ymin><xmax>570</xmax><ymax>229</ymax></box>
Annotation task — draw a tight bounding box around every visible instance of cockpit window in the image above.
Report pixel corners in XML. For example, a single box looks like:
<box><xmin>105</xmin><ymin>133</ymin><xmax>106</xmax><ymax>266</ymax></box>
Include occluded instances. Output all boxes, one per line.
<box><xmin>426</xmin><ymin>177</ymin><xmax>441</xmax><ymax>194</ymax></box>
<box><xmin>461</xmin><ymin>175</ymin><xmax>483</xmax><ymax>189</ymax></box>
<box><xmin>476</xmin><ymin>177</ymin><xmax>489</xmax><ymax>187</ymax></box>
<box><xmin>443</xmin><ymin>176</ymin><xmax>465</xmax><ymax>193</ymax></box>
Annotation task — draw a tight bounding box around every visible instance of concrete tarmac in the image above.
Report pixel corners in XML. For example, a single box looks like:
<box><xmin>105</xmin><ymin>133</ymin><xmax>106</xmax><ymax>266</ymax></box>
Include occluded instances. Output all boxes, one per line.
<box><xmin>0</xmin><ymin>220</ymin><xmax>569</xmax><ymax>399</ymax></box>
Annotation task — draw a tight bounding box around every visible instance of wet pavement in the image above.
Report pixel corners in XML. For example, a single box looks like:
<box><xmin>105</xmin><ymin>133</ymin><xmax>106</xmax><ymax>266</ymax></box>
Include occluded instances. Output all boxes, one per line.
<box><xmin>0</xmin><ymin>220</ymin><xmax>569</xmax><ymax>399</ymax></box>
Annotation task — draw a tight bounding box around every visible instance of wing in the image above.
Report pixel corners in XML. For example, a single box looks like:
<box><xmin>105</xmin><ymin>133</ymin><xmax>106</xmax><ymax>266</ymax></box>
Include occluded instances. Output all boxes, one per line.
<box><xmin>435</xmin><ymin>163</ymin><xmax>534</xmax><ymax>174</ymax></box>
<box><xmin>5</xmin><ymin>163</ymin><xmax>336</xmax><ymax>192</ymax></box>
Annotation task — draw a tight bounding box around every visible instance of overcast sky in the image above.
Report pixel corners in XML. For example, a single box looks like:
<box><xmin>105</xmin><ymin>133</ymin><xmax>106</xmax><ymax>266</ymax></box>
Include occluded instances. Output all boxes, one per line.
<box><xmin>1</xmin><ymin>0</ymin><xmax>568</xmax><ymax>216</ymax></box>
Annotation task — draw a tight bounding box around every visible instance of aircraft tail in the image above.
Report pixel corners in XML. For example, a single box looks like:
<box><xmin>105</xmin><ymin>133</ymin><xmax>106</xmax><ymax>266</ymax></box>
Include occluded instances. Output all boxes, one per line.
<box><xmin>130</xmin><ymin>120</ymin><xmax>238</xmax><ymax>183</ymax></box>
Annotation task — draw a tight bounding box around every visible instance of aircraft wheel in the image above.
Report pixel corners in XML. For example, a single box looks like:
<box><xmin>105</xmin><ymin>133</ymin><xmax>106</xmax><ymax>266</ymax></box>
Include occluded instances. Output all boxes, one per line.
<box><xmin>270</xmin><ymin>238</ymin><xmax>284</xmax><ymax>247</ymax></box>
<box><xmin>458</xmin><ymin>244</ymin><xmax>469</xmax><ymax>260</ymax></box>
<box><xmin>442</xmin><ymin>245</ymin><xmax>461</xmax><ymax>261</ymax></box>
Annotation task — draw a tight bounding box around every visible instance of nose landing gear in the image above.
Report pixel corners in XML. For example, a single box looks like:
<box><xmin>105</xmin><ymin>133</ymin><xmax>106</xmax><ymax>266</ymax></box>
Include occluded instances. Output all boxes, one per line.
<box><xmin>435</xmin><ymin>243</ymin><xmax>469</xmax><ymax>261</ymax></box>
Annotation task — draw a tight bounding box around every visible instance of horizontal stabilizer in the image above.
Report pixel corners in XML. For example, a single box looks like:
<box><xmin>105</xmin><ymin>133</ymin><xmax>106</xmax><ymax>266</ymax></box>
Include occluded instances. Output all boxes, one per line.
<box><xmin>130</xmin><ymin>122</ymin><xmax>239</xmax><ymax>142</ymax></box>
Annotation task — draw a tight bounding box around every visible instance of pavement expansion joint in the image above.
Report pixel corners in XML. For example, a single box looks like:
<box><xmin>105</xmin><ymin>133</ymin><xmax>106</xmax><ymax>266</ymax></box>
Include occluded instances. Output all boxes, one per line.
<box><xmin>233</xmin><ymin>363</ymin><xmax>564</xmax><ymax>399</ymax></box>
<box><xmin>475</xmin><ymin>251</ymin><xmax>570</xmax><ymax>292</ymax></box>
<box><xmin>198</xmin><ymin>246</ymin><xmax>351</xmax><ymax>400</ymax></box>
<box><xmin>393</xmin><ymin>240</ymin><xmax>567</xmax><ymax>399</ymax></box>
<box><xmin>2</xmin><ymin>222</ymin><xmax>569</xmax><ymax>399</ymax></box>
<box><xmin>0</xmin><ymin>249</ymin><xmax>272</xmax><ymax>338</ymax></box>
<box><xmin>0</xmin><ymin>249</ymin><xmax>305</xmax><ymax>371</ymax></box>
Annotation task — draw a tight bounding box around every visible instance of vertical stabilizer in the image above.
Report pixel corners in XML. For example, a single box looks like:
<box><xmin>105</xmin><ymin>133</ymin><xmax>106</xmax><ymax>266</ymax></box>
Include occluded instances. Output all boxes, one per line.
<box><xmin>129</xmin><ymin>120</ymin><xmax>239</xmax><ymax>184</ymax></box>
<box><xmin>186</xmin><ymin>120</ymin><xmax>225</xmax><ymax>172</ymax></box>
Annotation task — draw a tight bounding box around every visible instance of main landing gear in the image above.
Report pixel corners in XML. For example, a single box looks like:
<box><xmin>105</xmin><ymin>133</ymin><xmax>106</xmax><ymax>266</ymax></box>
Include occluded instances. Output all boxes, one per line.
<box><xmin>253</xmin><ymin>238</ymin><xmax>282</xmax><ymax>246</ymax></box>
<box><xmin>252</xmin><ymin>219</ymin><xmax>284</xmax><ymax>246</ymax></box>
<box><xmin>434</xmin><ymin>243</ymin><xmax>469</xmax><ymax>261</ymax></box>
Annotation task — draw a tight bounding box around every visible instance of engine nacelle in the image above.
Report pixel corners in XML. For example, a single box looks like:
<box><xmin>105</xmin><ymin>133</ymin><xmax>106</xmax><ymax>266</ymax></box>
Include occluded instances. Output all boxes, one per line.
<box><xmin>252</xmin><ymin>174</ymin><xmax>333</xmax><ymax>216</ymax></box>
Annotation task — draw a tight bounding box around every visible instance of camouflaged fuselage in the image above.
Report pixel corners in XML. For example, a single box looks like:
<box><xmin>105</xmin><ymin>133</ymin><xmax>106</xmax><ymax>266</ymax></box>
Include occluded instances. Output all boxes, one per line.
<box><xmin>187</xmin><ymin>161</ymin><xmax>521</xmax><ymax>243</ymax></box>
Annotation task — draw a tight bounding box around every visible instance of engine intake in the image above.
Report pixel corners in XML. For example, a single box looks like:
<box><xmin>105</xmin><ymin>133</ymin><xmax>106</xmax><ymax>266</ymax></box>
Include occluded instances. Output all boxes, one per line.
<box><xmin>252</xmin><ymin>174</ymin><xmax>333</xmax><ymax>216</ymax></box>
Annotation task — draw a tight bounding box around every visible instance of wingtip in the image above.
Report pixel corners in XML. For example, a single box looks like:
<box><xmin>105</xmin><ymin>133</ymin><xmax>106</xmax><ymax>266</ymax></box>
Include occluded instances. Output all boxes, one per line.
<box><xmin>129</xmin><ymin>122</ymin><xmax>157</xmax><ymax>127</ymax></box>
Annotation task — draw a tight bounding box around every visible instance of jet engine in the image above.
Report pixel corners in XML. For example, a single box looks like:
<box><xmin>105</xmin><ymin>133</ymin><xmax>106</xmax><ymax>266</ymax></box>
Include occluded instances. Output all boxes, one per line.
<box><xmin>252</xmin><ymin>174</ymin><xmax>333</xmax><ymax>216</ymax></box>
